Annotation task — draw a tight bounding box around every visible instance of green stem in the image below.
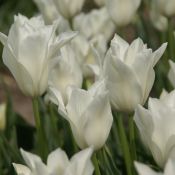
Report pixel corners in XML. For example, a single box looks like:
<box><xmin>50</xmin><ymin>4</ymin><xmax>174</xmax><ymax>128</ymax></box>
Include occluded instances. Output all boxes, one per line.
<box><xmin>32</xmin><ymin>98</ymin><xmax>48</xmax><ymax>161</ymax></box>
<box><xmin>117</xmin><ymin>114</ymin><xmax>132</xmax><ymax>175</ymax></box>
<box><xmin>92</xmin><ymin>153</ymin><xmax>101</xmax><ymax>175</ymax></box>
<box><xmin>129</xmin><ymin>115</ymin><xmax>137</xmax><ymax>161</ymax></box>
<box><xmin>168</xmin><ymin>18</ymin><xmax>174</xmax><ymax>60</ymax></box>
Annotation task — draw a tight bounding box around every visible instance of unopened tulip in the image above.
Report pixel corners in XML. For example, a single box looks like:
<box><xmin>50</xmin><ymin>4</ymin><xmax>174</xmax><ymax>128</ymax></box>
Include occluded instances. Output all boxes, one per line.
<box><xmin>150</xmin><ymin>1</ymin><xmax>168</xmax><ymax>32</ymax></box>
<box><xmin>134</xmin><ymin>90</ymin><xmax>175</xmax><ymax>167</ymax></box>
<box><xmin>13</xmin><ymin>147</ymin><xmax>94</xmax><ymax>175</ymax></box>
<box><xmin>168</xmin><ymin>60</ymin><xmax>175</xmax><ymax>88</ymax></box>
<box><xmin>94</xmin><ymin>0</ymin><xmax>106</xmax><ymax>6</ymax></box>
<box><xmin>48</xmin><ymin>45</ymin><xmax>83</xmax><ymax>104</ymax></box>
<box><xmin>0</xmin><ymin>103</ymin><xmax>6</xmax><ymax>130</ymax></box>
<box><xmin>135</xmin><ymin>158</ymin><xmax>175</xmax><ymax>175</ymax></box>
<box><xmin>53</xmin><ymin>0</ymin><xmax>85</xmax><ymax>19</ymax></box>
<box><xmin>0</xmin><ymin>14</ymin><xmax>76</xmax><ymax>97</ymax></box>
<box><xmin>106</xmin><ymin>0</ymin><xmax>141</xmax><ymax>26</ymax></box>
<box><xmin>73</xmin><ymin>7</ymin><xmax>115</xmax><ymax>41</ymax></box>
<box><xmin>155</xmin><ymin>0</ymin><xmax>175</xmax><ymax>17</ymax></box>
<box><xmin>104</xmin><ymin>34</ymin><xmax>167</xmax><ymax>112</ymax></box>
<box><xmin>49</xmin><ymin>79</ymin><xmax>113</xmax><ymax>150</ymax></box>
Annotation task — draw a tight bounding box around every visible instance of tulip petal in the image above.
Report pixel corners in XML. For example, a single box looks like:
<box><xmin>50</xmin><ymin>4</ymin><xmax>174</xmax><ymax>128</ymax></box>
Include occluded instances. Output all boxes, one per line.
<box><xmin>168</xmin><ymin>60</ymin><xmax>175</xmax><ymax>88</ymax></box>
<box><xmin>13</xmin><ymin>163</ymin><xmax>31</xmax><ymax>175</ymax></box>
<box><xmin>47</xmin><ymin>148</ymin><xmax>69</xmax><ymax>174</ymax></box>
<box><xmin>0</xmin><ymin>32</ymin><xmax>7</xmax><ymax>45</ymax></box>
<box><xmin>64</xmin><ymin>147</ymin><xmax>94</xmax><ymax>175</ymax></box>
<box><xmin>83</xmin><ymin>93</ymin><xmax>113</xmax><ymax>150</ymax></box>
<box><xmin>105</xmin><ymin>54</ymin><xmax>142</xmax><ymax>111</ymax></box>
<box><xmin>164</xmin><ymin>159</ymin><xmax>175</xmax><ymax>175</ymax></box>
<box><xmin>134</xmin><ymin>162</ymin><xmax>159</xmax><ymax>175</ymax></box>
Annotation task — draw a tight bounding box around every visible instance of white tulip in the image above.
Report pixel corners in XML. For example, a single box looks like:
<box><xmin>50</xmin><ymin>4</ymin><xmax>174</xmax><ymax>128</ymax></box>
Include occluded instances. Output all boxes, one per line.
<box><xmin>0</xmin><ymin>14</ymin><xmax>77</xmax><ymax>97</ymax></box>
<box><xmin>48</xmin><ymin>45</ymin><xmax>83</xmax><ymax>104</ymax></box>
<box><xmin>106</xmin><ymin>0</ymin><xmax>141</xmax><ymax>26</ymax></box>
<box><xmin>53</xmin><ymin>0</ymin><xmax>85</xmax><ymax>19</ymax></box>
<box><xmin>134</xmin><ymin>90</ymin><xmax>175</xmax><ymax>167</ymax></box>
<box><xmin>13</xmin><ymin>147</ymin><xmax>94</xmax><ymax>175</ymax></box>
<box><xmin>168</xmin><ymin>60</ymin><xmax>175</xmax><ymax>88</ymax></box>
<box><xmin>73</xmin><ymin>7</ymin><xmax>115</xmax><ymax>41</ymax></box>
<box><xmin>71</xmin><ymin>34</ymin><xmax>107</xmax><ymax>77</ymax></box>
<box><xmin>155</xmin><ymin>0</ymin><xmax>175</xmax><ymax>17</ymax></box>
<box><xmin>49</xmin><ymin>79</ymin><xmax>113</xmax><ymax>150</ymax></box>
<box><xmin>135</xmin><ymin>158</ymin><xmax>175</xmax><ymax>175</ymax></box>
<box><xmin>150</xmin><ymin>1</ymin><xmax>168</xmax><ymax>32</ymax></box>
<box><xmin>94</xmin><ymin>0</ymin><xmax>106</xmax><ymax>6</ymax></box>
<box><xmin>0</xmin><ymin>103</ymin><xmax>6</xmax><ymax>130</ymax></box>
<box><xmin>103</xmin><ymin>34</ymin><xmax>167</xmax><ymax>112</ymax></box>
<box><xmin>33</xmin><ymin>0</ymin><xmax>60</xmax><ymax>24</ymax></box>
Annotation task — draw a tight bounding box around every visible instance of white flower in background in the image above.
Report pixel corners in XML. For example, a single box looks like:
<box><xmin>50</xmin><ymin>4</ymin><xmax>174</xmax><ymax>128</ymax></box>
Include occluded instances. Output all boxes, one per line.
<box><xmin>168</xmin><ymin>60</ymin><xmax>175</xmax><ymax>88</ymax></box>
<box><xmin>13</xmin><ymin>147</ymin><xmax>94</xmax><ymax>175</ymax></box>
<box><xmin>48</xmin><ymin>45</ymin><xmax>83</xmax><ymax>104</ymax></box>
<box><xmin>135</xmin><ymin>158</ymin><xmax>175</xmax><ymax>175</ymax></box>
<box><xmin>155</xmin><ymin>0</ymin><xmax>175</xmax><ymax>17</ymax></box>
<box><xmin>53</xmin><ymin>0</ymin><xmax>85</xmax><ymax>19</ymax></box>
<box><xmin>106</xmin><ymin>0</ymin><xmax>141</xmax><ymax>26</ymax></box>
<box><xmin>0</xmin><ymin>14</ymin><xmax>77</xmax><ymax>97</ymax></box>
<box><xmin>49</xmin><ymin>79</ymin><xmax>113</xmax><ymax>150</ymax></box>
<box><xmin>134</xmin><ymin>90</ymin><xmax>175</xmax><ymax>167</ymax></box>
<box><xmin>71</xmin><ymin>34</ymin><xmax>107</xmax><ymax>77</ymax></box>
<box><xmin>73</xmin><ymin>7</ymin><xmax>115</xmax><ymax>41</ymax></box>
<box><xmin>0</xmin><ymin>103</ymin><xmax>6</xmax><ymax>130</ymax></box>
<box><xmin>103</xmin><ymin>34</ymin><xmax>167</xmax><ymax>112</ymax></box>
<box><xmin>150</xmin><ymin>1</ymin><xmax>168</xmax><ymax>32</ymax></box>
<box><xmin>94</xmin><ymin>0</ymin><xmax>106</xmax><ymax>6</ymax></box>
<box><xmin>33</xmin><ymin>0</ymin><xmax>60</xmax><ymax>24</ymax></box>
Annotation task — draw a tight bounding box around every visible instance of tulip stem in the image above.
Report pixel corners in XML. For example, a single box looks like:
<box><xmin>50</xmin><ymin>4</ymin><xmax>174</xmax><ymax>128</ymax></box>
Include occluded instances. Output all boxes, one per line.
<box><xmin>129</xmin><ymin>115</ymin><xmax>137</xmax><ymax>163</ymax></box>
<box><xmin>32</xmin><ymin>97</ymin><xmax>48</xmax><ymax>161</ymax></box>
<box><xmin>117</xmin><ymin>114</ymin><xmax>132</xmax><ymax>175</ymax></box>
<box><xmin>92</xmin><ymin>153</ymin><xmax>101</xmax><ymax>175</ymax></box>
<box><xmin>168</xmin><ymin>18</ymin><xmax>174</xmax><ymax>60</ymax></box>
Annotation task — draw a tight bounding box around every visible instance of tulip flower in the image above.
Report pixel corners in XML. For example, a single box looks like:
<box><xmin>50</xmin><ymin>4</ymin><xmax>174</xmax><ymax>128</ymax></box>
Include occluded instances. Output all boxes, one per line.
<box><xmin>134</xmin><ymin>90</ymin><xmax>175</xmax><ymax>167</ymax></box>
<box><xmin>33</xmin><ymin>0</ymin><xmax>60</xmax><ymax>24</ymax></box>
<box><xmin>71</xmin><ymin>34</ymin><xmax>107</xmax><ymax>77</ymax></box>
<box><xmin>49</xmin><ymin>79</ymin><xmax>113</xmax><ymax>150</ymax></box>
<box><xmin>0</xmin><ymin>103</ymin><xmax>6</xmax><ymax>130</ymax></box>
<box><xmin>106</xmin><ymin>0</ymin><xmax>141</xmax><ymax>26</ymax></box>
<box><xmin>73</xmin><ymin>7</ymin><xmax>115</xmax><ymax>41</ymax></box>
<box><xmin>103</xmin><ymin>34</ymin><xmax>167</xmax><ymax>112</ymax></box>
<box><xmin>135</xmin><ymin>158</ymin><xmax>175</xmax><ymax>175</ymax></box>
<box><xmin>150</xmin><ymin>1</ymin><xmax>168</xmax><ymax>32</ymax></box>
<box><xmin>94</xmin><ymin>0</ymin><xmax>106</xmax><ymax>6</ymax></box>
<box><xmin>48</xmin><ymin>45</ymin><xmax>83</xmax><ymax>104</ymax></box>
<box><xmin>168</xmin><ymin>60</ymin><xmax>175</xmax><ymax>88</ymax></box>
<box><xmin>0</xmin><ymin>14</ymin><xmax>77</xmax><ymax>97</ymax></box>
<box><xmin>13</xmin><ymin>147</ymin><xmax>94</xmax><ymax>175</ymax></box>
<box><xmin>53</xmin><ymin>0</ymin><xmax>85</xmax><ymax>19</ymax></box>
<box><xmin>155</xmin><ymin>0</ymin><xmax>175</xmax><ymax>17</ymax></box>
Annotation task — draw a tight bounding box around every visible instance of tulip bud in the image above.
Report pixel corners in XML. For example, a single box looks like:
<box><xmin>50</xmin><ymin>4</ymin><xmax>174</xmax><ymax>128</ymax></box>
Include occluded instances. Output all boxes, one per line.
<box><xmin>0</xmin><ymin>14</ymin><xmax>77</xmax><ymax>97</ymax></box>
<box><xmin>13</xmin><ymin>147</ymin><xmax>94</xmax><ymax>175</ymax></box>
<box><xmin>48</xmin><ymin>45</ymin><xmax>83</xmax><ymax>104</ymax></box>
<box><xmin>134</xmin><ymin>90</ymin><xmax>175</xmax><ymax>167</ymax></box>
<box><xmin>53</xmin><ymin>0</ymin><xmax>85</xmax><ymax>19</ymax></box>
<box><xmin>106</xmin><ymin>0</ymin><xmax>141</xmax><ymax>26</ymax></box>
<box><xmin>0</xmin><ymin>103</ymin><xmax>6</xmax><ymax>130</ymax></box>
<box><xmin>104</xmin><ymin>34</ymin><xmax>167</xmax><ymax>112</ymax></box>
<box><xmin>135</xmin><ymin>158</ymin><xmax>175</xmax><ymax>175</ymax></box>
<box><xmin>49</xmin><ymin>79</ymin><xmax>113</xmax><ymax>150</ymax></box>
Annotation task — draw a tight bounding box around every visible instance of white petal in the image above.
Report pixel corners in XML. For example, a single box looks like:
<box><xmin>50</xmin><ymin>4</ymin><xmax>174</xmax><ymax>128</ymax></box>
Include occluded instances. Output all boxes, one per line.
<box><xmin>64</xmin><ymin>147</ymin><xmax>94</xmax><ymax>175</ymax></box>
<box><xmin>134</xmin><ymin>162</ymin><xmax>160</xmax><ymax>175</ymax></box>
<box><xmin>0</xmin><ymin>32</ymin><xmax>7</xmax><ymax>45</ymax></box>
<box><xmin>164</xmin><ymin>158</ymin><xmax>175</xmax><ymax>175</ymax></box>
<box><xmin>168</xmin><ymin>60</ymin><xmax>175</xmax><ymax>88</ymax></box>
<box><xmin>13</xmin><ymin>163</ymin><xmax>31</xmax><ymax>175</ymax></box>
<box><xmin>47</xmin><ymin>148</ymin><xmax>69</xmax><ymax>174</ymax></box>
<box><xmin>83</xmin><ymin>93</ymin><xmax>113</xmax><ymax>150</ymax></box>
